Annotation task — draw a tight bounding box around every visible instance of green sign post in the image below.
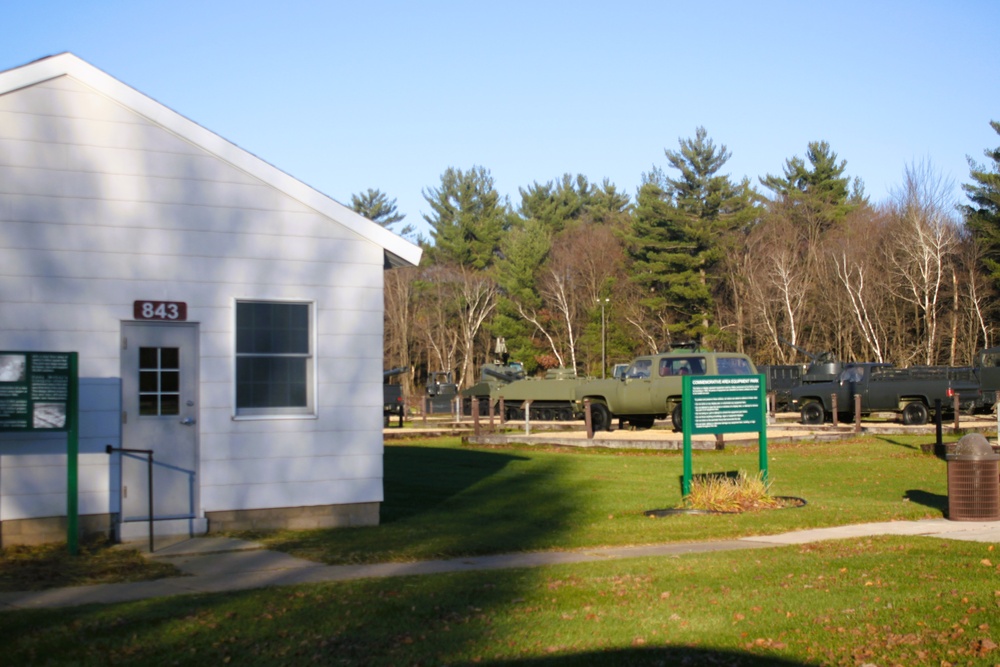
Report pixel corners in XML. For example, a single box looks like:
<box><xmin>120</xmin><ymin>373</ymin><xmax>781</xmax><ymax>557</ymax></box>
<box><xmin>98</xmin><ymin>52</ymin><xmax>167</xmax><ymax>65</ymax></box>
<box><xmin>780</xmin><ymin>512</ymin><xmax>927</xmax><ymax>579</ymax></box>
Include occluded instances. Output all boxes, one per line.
<box><xmin>0</xmin><ymin>351</ymin><xmax>80</xmax><ymax>554</ymax></box>
<box><xmin>681</xmin><ymin>374</ymin><xmax>768</xmax><ymax>497</ymax></box>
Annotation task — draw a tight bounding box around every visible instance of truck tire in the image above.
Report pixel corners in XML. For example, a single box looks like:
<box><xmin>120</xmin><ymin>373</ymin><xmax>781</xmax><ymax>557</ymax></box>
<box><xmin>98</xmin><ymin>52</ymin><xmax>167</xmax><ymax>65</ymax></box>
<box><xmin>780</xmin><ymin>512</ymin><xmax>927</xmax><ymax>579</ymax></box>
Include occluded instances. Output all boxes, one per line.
<box><xmin>589</xmin><ymin>402</ymin><xmax>611</xmax><ymax>431</ymax></box>
<box><xmin>671</xmin><ymin>404</ymin><xmax>683</xmax><ymax>431</ymax></box>
<box><xmin>902</xmin><ymin>402</ymin><xmax>929</xmax><ymax>426</ymax></box>
<box><xmin>800</xmin><ymin>402</ymin><xmax>825</xmax><ymax>425</ymax></box>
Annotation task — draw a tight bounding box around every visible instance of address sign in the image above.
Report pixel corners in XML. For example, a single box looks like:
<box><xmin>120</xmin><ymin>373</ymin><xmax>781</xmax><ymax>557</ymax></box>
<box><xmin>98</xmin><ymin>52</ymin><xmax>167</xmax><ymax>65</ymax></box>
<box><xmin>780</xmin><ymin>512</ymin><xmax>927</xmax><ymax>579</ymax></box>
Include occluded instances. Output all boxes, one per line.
<box><xmin>134</xmin><ymin>301</ymin><xmax>187</xmax><ymax>321</ymax></box>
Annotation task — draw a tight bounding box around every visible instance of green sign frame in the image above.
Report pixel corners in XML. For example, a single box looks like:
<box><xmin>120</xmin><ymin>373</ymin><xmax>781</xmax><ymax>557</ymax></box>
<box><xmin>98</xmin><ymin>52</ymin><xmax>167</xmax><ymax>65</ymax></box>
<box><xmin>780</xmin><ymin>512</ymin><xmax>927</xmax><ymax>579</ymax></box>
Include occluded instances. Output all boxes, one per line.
<box><xmin>0</xmin><ymin>351</ymin><xmax>80</xmax><ymax>554</ymax></box>
<box><xmin>681</xmin><ymin>374</ymin><xmax>768</xmax><ymax>496</ymax></box>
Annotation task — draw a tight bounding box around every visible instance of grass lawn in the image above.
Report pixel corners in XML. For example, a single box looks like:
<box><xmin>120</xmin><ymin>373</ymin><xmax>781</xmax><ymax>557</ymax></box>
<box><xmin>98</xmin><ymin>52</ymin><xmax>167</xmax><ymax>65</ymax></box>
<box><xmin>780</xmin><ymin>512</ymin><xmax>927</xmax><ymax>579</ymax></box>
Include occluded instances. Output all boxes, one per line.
<box><xmin>239</xmin><ymin>434</ymin><xmax>955</xmax><ymax>565</ymax></box>
<box><xmin>0</xmin><ymin>536</ymin><xmax>996</xmax><ymax>666</ymax></box>
<box><xmin>3</xmin><ymin>433</ymin><xmax>998</xmax><ymax>666</ymax></box>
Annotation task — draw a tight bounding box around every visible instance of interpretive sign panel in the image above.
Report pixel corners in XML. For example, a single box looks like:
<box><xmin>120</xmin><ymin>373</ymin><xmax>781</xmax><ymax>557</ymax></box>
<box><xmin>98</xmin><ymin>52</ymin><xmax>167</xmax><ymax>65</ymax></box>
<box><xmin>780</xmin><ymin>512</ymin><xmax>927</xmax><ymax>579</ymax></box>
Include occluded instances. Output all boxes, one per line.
<box><xmin>0</xmin><ymin>352</ymin><xmax>74</xmax><ymax>432</ymax></box>
<box><xmin>0</xmin><ymin>351</ymin><xmax>80</xmax><ymax>553</ymax></box>
<box><xmin>688</xmin><ymin>375</ymin><xmax>764</xmax><ymax>434</ymax></box>
<box><xmin>680</xmin><ymin>374</ymin><xmax>768</xmax><ymax>496</ymax></box>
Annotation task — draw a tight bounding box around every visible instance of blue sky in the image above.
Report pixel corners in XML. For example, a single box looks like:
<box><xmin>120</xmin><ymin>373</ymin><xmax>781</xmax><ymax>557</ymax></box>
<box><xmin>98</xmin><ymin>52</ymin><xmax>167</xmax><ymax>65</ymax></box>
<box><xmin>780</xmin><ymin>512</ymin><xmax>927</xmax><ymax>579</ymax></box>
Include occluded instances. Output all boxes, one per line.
<box><xmin>4</xmin><ymin>1</ymin><xmax>999</xmax><ymax>239</ymax></box>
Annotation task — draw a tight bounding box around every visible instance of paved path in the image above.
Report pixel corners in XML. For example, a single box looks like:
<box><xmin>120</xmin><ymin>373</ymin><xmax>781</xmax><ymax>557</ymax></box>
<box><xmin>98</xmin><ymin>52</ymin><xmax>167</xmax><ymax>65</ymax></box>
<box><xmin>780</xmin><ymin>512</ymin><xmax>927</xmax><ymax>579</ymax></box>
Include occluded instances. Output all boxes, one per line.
<box><xmin>2</xmin><ymin>520</ymin><xmax>998</xmax><ymax>611</ymax></box>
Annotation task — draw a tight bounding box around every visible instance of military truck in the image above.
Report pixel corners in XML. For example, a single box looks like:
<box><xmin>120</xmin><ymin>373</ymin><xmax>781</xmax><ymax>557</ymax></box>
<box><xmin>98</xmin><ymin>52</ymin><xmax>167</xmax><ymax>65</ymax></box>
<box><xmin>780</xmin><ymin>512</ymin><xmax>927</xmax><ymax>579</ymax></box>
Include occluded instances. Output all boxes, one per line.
<box><xmin>973</xmin><ymin>346</ymin><xmax>1000</xmax><ymax>410</ymax></box>
<box><xmin>495</xmin><ymin>367</ymin><xmax>586</xmax><ymax>421</ymax></box>
<box><xmin>383</xmin><ymin>367</ymin><xmax>406</xmax><ymax>427</ymax></box>
<box><xmin>790</xmin><ymin>363</ymin><xmax>982</xmax><ymax>426</ymax></box>
<box><xmin>757</xmin><ymin>339</ymin><xmax>846</xmax><ymax>411</ymax></box>
<box><xmin>575</xmin><ymin>350</ymin><xmax>759</xmax><ymax>431</ymax></box>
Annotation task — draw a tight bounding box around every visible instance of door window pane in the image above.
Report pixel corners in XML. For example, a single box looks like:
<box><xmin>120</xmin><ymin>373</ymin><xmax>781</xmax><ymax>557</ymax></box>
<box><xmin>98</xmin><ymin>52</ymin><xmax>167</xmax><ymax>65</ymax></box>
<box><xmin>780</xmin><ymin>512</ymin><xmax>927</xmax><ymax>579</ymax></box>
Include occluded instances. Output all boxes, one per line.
<box><xmin>138</xmin><ymin>347</ymin><xmax>181</xmax><ymax>416</ymax></box>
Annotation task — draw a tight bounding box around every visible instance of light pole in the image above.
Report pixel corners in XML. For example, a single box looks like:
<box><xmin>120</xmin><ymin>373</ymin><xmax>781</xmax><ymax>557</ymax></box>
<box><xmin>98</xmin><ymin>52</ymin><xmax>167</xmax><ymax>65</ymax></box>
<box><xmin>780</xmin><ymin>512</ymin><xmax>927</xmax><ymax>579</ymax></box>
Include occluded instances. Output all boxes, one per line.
<box><xmin>598</xmin><ymin>298</ymin><xmax>609</xmax><ymax>378</ymax></box>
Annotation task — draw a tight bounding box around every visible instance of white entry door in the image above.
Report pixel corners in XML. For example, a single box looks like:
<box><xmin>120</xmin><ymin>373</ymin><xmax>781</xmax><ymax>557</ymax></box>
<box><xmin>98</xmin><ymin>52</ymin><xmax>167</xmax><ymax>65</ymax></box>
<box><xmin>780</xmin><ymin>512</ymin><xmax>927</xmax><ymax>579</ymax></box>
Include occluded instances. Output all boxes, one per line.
<box><xmin>119</xmin><ymin>322</ymin><xmax>200</xmax><ymax>529</ymax></box>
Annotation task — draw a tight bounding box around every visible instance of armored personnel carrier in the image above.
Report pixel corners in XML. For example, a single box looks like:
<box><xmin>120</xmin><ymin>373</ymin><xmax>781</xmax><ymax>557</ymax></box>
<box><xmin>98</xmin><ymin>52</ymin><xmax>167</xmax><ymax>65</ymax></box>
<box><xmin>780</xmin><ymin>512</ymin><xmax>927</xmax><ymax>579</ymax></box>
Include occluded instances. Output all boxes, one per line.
<box><xmin>496</xmin><ymin>366</ymin><xmax>586</xmax><ymax>421</ymax></box>
<box><xmin>461</xmin><ymin>361</ymin><xmax>525</xmax><ymax>416</ymax></box>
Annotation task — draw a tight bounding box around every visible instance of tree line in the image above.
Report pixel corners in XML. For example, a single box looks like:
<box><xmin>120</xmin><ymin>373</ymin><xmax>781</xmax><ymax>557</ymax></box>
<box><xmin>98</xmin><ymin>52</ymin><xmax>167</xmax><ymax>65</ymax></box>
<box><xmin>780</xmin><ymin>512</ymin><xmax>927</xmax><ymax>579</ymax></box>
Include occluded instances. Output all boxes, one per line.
<box><xmin>356</xmin><ymin>123</ymin><xmax>1000</xmax><ymax>397</ymax></box>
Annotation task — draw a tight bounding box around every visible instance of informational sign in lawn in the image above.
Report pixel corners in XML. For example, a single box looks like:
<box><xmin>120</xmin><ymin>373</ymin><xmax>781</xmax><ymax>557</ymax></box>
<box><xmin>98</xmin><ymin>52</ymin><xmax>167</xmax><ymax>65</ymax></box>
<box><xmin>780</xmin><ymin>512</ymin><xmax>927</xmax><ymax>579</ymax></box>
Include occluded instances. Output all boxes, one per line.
<box><xmin>688</xmin><ymin>375</ymin><xmax>764</xmax><ymax>434</ymax></box>
<box><xmin>0</xmin><ymin>351</ymin><xmax>80</xmax><ymax>554</ymax></box>
<box><xmin>0</xmin><ymin>352</ymin><xmax>74</xmax><ymax>431</ymax></box>
<box><xmin>681</xmin><ymin>374</ymin><xmax>768</xmax><ymax>496</ymax></box>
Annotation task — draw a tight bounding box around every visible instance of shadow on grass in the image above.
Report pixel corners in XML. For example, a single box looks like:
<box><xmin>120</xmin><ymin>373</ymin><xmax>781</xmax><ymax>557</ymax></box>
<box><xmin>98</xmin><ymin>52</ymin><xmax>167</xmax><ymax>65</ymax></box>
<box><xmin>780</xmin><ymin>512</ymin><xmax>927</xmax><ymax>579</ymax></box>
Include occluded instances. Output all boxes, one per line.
<box><xmin>478</xmin><ymin>647</ymin><xmax>814</xmax><ymax>666</ymax></box>
<box><xmin>246</xmin><ymin>443</ymin><xmax>590</xmax><ymax>564</ymax></box>
<box><xmin>381</xmin><ymin>445</ymin><xmax>531</xmax><ymax>522</ymax></box>
<box><xmin>872</xmin><ymin>435</ymin><xmax>932</xmax><ymax>451</ymax></box>
<box><xmin>905</xmin><ymin>488</ymin><xmax>948</xmax><ymax>513</ymax></box>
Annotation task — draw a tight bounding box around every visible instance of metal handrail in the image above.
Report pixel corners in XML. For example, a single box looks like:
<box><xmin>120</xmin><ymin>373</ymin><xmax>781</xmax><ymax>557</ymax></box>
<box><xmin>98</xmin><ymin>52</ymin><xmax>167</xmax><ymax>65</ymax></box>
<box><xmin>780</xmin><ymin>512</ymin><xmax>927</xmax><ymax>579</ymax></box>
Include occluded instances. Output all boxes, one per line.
<box><xmin>105</xmin><ymin>445</ymin><xmax>155</xmax><ymax>553</ymax></box>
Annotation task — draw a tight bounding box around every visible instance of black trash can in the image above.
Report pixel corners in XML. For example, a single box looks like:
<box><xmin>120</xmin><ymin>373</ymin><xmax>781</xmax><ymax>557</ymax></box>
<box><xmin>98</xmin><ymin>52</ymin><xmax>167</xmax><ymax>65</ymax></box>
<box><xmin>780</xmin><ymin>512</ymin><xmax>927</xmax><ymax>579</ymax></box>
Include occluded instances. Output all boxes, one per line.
<box><xmin>946</xmin><ymin>433</ymin><xmax>1000</xmax><ymax>521</ymax></box>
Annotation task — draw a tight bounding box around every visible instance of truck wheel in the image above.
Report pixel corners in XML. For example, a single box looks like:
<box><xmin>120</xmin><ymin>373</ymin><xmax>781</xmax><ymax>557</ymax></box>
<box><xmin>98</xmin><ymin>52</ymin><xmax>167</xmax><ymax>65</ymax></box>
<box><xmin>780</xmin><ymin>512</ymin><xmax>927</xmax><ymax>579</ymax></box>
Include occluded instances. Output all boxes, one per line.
<box><xmin>800</xmin><ymin>402</ymin><xmax>825</xmax><ymax>425</ymax></box>
<box><xmin>671</xmin><ymin>404</ymin><xmax>683</xmax><ymax>431</ymax></box>
<box><xmin>902</xmin><ymin>402</ymin><xmax>929</xmax><ymax>426</ymax></box>
<box><xmin>589</xmin><ymin>403</ymin><xmax>611</xmax><ymax>431</ymax></box>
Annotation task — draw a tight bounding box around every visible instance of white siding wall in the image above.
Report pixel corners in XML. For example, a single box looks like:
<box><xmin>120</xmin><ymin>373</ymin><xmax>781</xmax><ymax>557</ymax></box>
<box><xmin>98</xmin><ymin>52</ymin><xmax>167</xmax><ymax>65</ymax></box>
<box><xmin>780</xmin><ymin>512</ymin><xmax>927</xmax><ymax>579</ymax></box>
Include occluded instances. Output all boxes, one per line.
<box><xmin>0</xmin><ymin>75</ymin><xmax>386</xmax><ymax>520</ymax></box>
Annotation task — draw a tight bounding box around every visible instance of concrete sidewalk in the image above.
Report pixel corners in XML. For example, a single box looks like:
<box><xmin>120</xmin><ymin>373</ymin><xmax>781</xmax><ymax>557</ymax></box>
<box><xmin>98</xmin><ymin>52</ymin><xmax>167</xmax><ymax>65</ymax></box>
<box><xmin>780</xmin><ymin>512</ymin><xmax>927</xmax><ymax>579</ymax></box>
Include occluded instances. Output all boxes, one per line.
<box><xmin>1</xmin><ymin>519</ymin><xmax>998</xmax><ymax>611</ymax></box>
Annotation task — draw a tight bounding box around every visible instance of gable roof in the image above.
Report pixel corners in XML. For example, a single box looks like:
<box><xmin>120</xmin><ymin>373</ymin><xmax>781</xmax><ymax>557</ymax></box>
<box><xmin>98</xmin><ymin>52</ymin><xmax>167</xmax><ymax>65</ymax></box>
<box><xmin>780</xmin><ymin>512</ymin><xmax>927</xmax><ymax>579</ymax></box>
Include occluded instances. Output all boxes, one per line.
<box><xmin>0</xmin><ymin>53</ymin><xmax>422</xmax><ymax>268</ymax></box>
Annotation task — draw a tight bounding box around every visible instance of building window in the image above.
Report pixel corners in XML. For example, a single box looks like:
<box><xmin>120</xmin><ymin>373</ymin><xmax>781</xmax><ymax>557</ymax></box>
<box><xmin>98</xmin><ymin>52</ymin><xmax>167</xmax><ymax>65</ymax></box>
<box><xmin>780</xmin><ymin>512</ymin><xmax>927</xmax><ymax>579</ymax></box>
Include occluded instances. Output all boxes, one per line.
<box><xmin>235</xmin><ymin>300</ymin><xmax>313</xmax><ymax>416</ymax></box>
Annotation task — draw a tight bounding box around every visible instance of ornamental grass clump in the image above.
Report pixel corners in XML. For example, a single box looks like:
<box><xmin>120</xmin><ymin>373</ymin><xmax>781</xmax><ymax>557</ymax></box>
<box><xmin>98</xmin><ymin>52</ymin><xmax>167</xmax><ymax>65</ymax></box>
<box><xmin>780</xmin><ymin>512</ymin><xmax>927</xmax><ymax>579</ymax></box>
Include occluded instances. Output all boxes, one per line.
<box><xmin>683</xmin><ymin>470</ymin><xmax>783</xmax><ymax>513</ymax></box>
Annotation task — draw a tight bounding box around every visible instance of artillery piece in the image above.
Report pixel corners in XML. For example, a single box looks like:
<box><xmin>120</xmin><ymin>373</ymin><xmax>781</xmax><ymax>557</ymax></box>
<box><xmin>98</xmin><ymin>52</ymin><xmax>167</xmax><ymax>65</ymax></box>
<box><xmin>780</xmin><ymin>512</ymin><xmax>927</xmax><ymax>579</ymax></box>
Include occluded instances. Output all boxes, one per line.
<box><xmin>779</xmin><ymin>338</ymin><xmax>843</xmax><ymax>383</ymax></box>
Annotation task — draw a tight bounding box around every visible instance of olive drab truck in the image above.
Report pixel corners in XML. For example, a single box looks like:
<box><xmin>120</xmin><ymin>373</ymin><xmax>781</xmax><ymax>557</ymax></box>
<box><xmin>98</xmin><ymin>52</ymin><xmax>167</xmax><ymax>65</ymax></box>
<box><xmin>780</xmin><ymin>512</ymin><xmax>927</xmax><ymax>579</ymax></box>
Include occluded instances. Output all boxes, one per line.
<box><xmin>575</xmin><ymin>350</ymin><xmax>759</xmax><ymax>431</ymax></box>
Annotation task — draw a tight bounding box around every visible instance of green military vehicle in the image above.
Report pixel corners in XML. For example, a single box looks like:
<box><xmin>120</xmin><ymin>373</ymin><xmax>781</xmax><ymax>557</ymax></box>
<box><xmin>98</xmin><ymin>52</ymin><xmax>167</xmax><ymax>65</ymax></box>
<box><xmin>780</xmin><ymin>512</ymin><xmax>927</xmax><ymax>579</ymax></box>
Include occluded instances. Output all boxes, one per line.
<box><xmin>790</xmin><ymin>362</ymin><xmax>982</xmax><ymax>425</ymax></box>
<box><xmin>575</xmin><ymin>350</ymin><xmax>758</xmax><ymax>431</ymax></box>
<box><xmin>461</xmin><ymin>361</ymin><xmax>525</xmax><ymax>416</ymax></box>
<box><xmin>496</xmin><ymin>366</ymin><xmax>586</xmax><ymax>421</ymax></box>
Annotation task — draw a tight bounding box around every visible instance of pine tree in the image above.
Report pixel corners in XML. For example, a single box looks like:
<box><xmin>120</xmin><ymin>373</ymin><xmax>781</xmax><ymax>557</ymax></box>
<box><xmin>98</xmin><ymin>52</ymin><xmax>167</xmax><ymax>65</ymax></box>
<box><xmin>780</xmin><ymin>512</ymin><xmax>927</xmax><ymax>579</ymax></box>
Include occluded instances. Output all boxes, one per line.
<box><xmin>628</xmin><ymin>128</ymin><xmax>757</xmax><ymax>345</ymax></box>
<box><xmin>760</xmin><ymin>141</ymin><xmax>857</xmax><ymax>231</ymax></box>
<box><xmin>422</xmin><ymin>166</ymin><xmax>509</xmax><ymax>270</ymax></box>
<box><xmin>350</xmin><ymin>188</ymin><xmax>416</xmax><ymax>239</ymax></box>
<box><xmin>962</xmin><ymin>121</ymin><xmax>1000</xmax><ymax>289</ymax></box>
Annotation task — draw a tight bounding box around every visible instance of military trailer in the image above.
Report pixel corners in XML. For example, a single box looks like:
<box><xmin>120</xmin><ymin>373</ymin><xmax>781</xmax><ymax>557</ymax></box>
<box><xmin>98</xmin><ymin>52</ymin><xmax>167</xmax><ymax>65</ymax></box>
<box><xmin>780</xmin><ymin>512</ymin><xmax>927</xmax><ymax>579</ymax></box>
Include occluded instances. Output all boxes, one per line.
<box><xmin>790</xmin><ymin>363</ymin><xmax>982</xmax><ymax>425</ymax></box>
<box><xmin>495</xmin><ymin>367</ymin><xmax>587</xmax><ymax>421</ymax></box>
<box><xmin>575</xmin><ymin>350</ymin><xmax>759</xmax><ymax>431</ymax></box>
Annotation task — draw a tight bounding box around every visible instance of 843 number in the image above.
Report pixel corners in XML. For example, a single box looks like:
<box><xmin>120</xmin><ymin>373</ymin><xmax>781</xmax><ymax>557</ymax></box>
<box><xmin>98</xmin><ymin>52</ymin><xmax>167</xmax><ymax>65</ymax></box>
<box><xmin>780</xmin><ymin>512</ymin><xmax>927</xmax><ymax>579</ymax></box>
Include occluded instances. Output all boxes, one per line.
<box><xmin>133</xmin><ymin>301</ymin><xmax>187</xmax><ymax>321</ymax></box>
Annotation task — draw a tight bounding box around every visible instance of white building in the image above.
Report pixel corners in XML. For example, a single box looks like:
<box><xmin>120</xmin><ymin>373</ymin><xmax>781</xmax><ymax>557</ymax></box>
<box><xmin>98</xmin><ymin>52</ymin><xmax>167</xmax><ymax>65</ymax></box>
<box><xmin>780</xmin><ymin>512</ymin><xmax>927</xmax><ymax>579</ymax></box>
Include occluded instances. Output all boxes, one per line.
<box><xmin>0</xmin><ymin>53</ymin><xmax>421</xmax><ymax>546</ymax></box>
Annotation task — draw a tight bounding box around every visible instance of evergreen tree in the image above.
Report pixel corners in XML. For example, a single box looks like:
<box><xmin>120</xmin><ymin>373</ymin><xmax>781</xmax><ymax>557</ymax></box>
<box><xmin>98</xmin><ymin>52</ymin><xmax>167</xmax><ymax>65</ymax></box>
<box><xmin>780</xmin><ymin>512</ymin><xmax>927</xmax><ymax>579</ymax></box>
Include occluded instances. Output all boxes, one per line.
<box><xmin>518</xmin><ymin>174</ymin><xmax>593</xmax><ymax>233</ymax></box>
<box><xmin>760</xmin><ymin>141</ymin><xmax>857</xmax><ymax>230</ymax></box>
<box><xmin>962</xmin><ymin>120</ymin><xmax>1000</xmax><ymax>289</ymax></box>
<box><xmin>628</xmin><ymin>128</ymin><xmax>757</xmax><ymax>344</ymax></box>
<box><xmin>350</xmin><ymin>188</ymin><xmax>416</xmax><ymax>239</ymax></box>
<box><xmin>422</xmin><ymin>166</ymin><xmax>509</xmax><ymax>270</ymax></box>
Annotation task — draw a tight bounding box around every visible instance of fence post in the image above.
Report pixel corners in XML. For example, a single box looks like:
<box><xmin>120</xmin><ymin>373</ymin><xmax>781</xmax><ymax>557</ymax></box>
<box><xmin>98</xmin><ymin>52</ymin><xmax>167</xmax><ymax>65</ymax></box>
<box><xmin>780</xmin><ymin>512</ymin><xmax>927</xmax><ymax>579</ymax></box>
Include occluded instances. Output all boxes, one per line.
<box><xmin>831</xmin><ymin>393</ymin><xmax>839</xmax><ymax>427</ymax></box>
<box><xmin>953</xmin><ymin>393</ymin><xmax>960</xmax><ymax>431</ymax></box>
<box><xmin>524</xmin><ymin>399</ymin><xmax>532</xmax><ymax>436</ymax></box>
<box><xmin>584</xmin><ymin>398</ymin><xmax>593</xmax><ymax>439</ymax></box>
<box><xmin>422</xmin><ymin>396</ymin><xmax>428</xmax><ymax>426</ymax></box>
<box><xmin>854</xmin><ymin>394</ymin><xmax>862</xmax><ymax>433</ymax></box>
<box><xmin>499</xmin><ymin>397</ymin><xmax>505</xmax><ymax>426</ymax></box>
<box><xmin>472</xmin><ymin>396</ymin><xmax>481</xmax><ymax>437</ymax></box>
